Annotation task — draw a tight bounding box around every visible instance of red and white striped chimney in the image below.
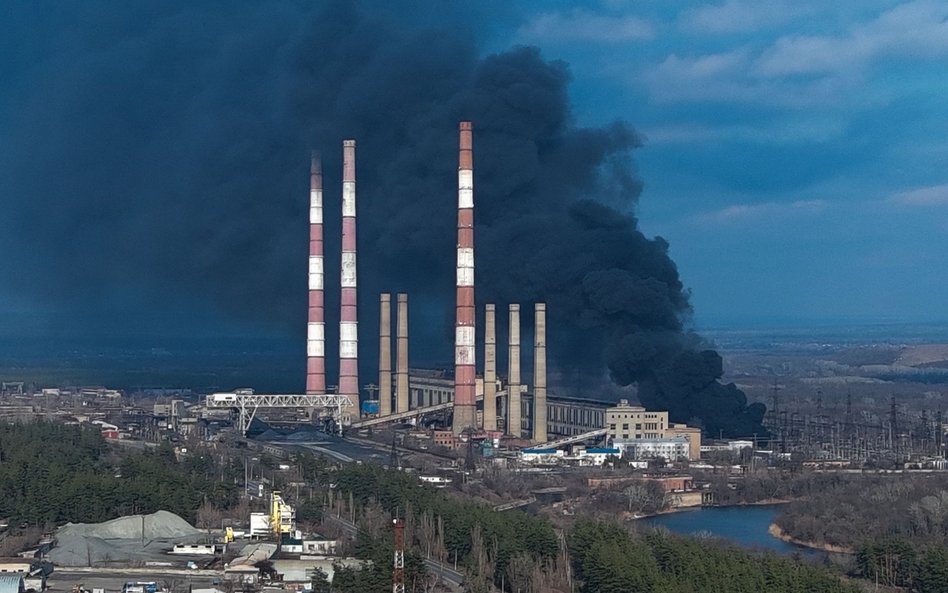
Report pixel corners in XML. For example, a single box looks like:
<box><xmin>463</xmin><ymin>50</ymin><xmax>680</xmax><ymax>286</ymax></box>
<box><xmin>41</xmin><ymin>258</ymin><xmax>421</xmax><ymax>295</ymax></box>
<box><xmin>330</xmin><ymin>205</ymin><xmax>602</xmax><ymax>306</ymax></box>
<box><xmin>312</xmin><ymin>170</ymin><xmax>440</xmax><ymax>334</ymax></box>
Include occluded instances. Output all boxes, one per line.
<box><xmin>339</xmin><ymin>140</ymin><xmax>359</xmax><ymax>419</ymax></box>
<box><xmin>306</xmin><ymin>151</ymin><xmax>326</xmax><ymax>394</ymax></box>
<box><xmin>453</xmin><ymin>122</ymin><xmax>476</xmax><ymax>434</ymax></box>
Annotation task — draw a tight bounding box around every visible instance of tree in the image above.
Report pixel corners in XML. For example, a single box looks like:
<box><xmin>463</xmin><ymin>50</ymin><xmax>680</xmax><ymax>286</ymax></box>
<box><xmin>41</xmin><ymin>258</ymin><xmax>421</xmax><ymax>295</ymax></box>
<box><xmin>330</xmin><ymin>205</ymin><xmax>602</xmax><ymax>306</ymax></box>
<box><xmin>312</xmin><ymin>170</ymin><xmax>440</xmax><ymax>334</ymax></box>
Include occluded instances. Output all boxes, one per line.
<box><xmin>254</xmin><ymin>560</ymin><xmax>277</xmax><ymax>581</ymax></box>
<box><xmin>195</xmin><ymin>500</ymin><xmax>223</xmax><ymax>531</ymax></box>
<box><xmin>310</xmin><ymin>566</ymin><xmax>332</xmax><ymax>593</ymax></box>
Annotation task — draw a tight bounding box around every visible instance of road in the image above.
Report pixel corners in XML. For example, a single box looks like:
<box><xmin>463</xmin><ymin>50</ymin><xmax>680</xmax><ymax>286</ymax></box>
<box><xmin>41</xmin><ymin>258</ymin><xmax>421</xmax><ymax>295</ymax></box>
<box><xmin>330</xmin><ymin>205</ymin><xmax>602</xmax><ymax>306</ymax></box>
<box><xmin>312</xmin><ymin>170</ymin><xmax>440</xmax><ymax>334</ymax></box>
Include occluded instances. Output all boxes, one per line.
<box><xmin>260</xmin><ymin>427</ymin><xmax>390</xmax><ymax>464</ymax></box>
<box><xmin>48</xmin><ymin>569</ymin><xmax>219</xmax><ymax>593</ymax></box>
<box><xmin>324</xmin><ymin>515</ymin><xmax>464</xmax><ymax>588</ymax></box>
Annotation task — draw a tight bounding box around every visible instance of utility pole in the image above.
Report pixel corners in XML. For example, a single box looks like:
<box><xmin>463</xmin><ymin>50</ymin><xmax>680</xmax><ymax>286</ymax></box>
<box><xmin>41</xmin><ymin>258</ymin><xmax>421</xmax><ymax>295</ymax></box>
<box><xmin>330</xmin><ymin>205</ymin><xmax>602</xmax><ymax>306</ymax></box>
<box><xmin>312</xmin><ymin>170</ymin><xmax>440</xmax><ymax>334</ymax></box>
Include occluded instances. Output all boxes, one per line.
<box><xmin>771</xmin><ymin>379</ymin><xmax>781</xmax><ymax>420</ymax></box>
<box><xmin>891</xmin><ymin>396</ymin><xmax>899</xmax><ymax>455</ymax></box>
<box><xmin>390</xmin><ymin>434</ymin><xmax>399</xmax><ymax>469</ymax></box>
<box><xmin>938</xmin><ymin>410</ymin><xmax>944</xmax><ymax>457</ymax></box>
<box><xmin>393</xmin><ymin>518</ymin><xmax>405</xmax><ymax>593</ymax></box>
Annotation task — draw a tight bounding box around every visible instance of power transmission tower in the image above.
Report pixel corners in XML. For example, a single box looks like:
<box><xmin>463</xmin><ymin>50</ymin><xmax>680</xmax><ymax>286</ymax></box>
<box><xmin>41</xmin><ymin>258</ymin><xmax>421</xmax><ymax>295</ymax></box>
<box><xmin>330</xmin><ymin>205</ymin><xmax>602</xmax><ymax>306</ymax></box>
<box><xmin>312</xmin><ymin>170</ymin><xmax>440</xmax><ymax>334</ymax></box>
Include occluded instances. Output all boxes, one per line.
<box><xmin>393</xmin><ymin>518</ymin><xmax>405</xmax><ymax>593</ymax></box>
<box><xmin>937</xmin><ymin>410</ymin><xmax>944</xmax><ymax>457</ymax></box>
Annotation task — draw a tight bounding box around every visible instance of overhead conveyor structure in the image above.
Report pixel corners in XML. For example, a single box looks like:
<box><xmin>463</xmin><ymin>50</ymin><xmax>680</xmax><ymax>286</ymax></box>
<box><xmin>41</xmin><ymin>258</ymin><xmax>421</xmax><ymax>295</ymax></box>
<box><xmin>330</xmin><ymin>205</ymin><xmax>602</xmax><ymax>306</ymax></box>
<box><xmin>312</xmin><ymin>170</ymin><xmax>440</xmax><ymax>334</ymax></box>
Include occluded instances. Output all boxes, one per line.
<box><xmin>205</xmin><ymin>391</ymin><xmax>353</xmax><ymax>435</ymax></box>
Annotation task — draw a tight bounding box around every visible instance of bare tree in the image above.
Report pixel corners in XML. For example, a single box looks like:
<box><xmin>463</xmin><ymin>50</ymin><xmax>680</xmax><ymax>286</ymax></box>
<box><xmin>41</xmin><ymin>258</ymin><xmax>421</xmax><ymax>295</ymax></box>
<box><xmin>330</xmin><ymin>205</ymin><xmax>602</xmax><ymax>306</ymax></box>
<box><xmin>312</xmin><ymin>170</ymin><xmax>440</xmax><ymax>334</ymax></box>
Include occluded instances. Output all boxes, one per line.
<box><xmin>196</xmin><ymin>501</ymin><xmax>224</xmax><ymax>532</ymax></box>
<box><xmin>464</xmin><ymin>525</ymin><xmax>494</xmax><ymax>593</ymax></box>
<box><xmin>419</xmin><ymin>511</ymin><xmax>436</xmax><ymax>559</ymax></box>
<box><xmin>505</xmin><ymin>553</ymin><xmax>535</xmax><ymax>593</ymax></box>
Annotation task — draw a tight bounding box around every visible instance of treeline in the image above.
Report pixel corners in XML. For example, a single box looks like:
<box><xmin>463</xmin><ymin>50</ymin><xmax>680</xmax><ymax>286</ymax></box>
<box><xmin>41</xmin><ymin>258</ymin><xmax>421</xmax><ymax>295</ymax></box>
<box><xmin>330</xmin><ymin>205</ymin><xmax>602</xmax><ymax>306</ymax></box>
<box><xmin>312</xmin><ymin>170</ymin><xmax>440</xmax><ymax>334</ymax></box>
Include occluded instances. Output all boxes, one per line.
<box><xmin>327</xmin><ymin>462</ymin><xmax>558</xmax><ymax>590</ymax></box>
<box><xmin>695</xmin><ymin>467</ymin><xmax>860</xmax><ymax>507</ymax></box>
<box><xmin>0</xmin><ymin>421</ymin><xmax>239</xmax><ymax>525</ymax></box>
<box><xmin>313</xmin><ymin>459</ymin><xmax>858</xmax><ymax>593</ymax></box>
<box><xmin>775</xmin><ymin>473</ymin><xmax>948</xmax><ymax>592</ymax></box>
<box><xmin>856</xmin><ymin>539</ymin><xmax>948</xmax><ymax>592</ymax></box>
<box><xmin>571</xmin><ymin>519</ymin><xmax>860</xmax><ymax>593</ymax></box>
<box><xmin>776</xmin><ymin>474</ymin><xmax>948</xmax><ymax>549</ymax></box>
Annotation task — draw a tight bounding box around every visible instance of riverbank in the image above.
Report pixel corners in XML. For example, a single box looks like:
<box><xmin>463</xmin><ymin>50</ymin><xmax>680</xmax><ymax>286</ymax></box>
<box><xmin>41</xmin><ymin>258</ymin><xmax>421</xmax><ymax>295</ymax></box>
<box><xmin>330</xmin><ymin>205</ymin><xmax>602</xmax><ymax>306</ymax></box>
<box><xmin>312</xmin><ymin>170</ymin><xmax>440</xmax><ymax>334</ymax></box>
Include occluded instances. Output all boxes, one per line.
<box><xmin>768</xmin><ymin>523</ymin><xmax>854</xmax><ymax>555</ymax></box>
<box><xmin>634</xmin><ymin>498</ymin><xmax>793</xmax><ymax>520</ymax></box>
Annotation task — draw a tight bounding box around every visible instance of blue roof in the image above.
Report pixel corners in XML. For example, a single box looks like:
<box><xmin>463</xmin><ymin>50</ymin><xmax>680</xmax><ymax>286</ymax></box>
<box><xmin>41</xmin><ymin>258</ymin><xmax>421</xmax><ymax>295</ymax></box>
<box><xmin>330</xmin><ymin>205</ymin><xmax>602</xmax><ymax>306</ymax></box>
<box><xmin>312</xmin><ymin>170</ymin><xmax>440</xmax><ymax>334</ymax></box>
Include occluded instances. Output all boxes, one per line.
<box><xmin>522</xmin><ymin>448</ymin><xmax>558</xmax><ymax>454</ymax></box>
<box><xmin>587</xmin><ymin>448</ymin><xmax>620</xmax><ymax>454</ymax></box>
<box><xmin>0</xmin><ymin>575</ymin><xmax>24</xmax><ymax>593</ymax></box>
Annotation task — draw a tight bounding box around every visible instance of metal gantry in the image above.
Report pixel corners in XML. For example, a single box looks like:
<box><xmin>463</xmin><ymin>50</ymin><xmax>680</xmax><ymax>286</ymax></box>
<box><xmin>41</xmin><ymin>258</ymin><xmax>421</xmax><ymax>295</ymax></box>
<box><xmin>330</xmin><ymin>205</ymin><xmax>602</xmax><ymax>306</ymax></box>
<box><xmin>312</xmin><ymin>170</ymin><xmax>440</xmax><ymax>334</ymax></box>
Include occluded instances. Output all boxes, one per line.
<box><xmin>204</xmin><ymin>390</ymin><xmax>353</xmax><ymax>435</ymax></box>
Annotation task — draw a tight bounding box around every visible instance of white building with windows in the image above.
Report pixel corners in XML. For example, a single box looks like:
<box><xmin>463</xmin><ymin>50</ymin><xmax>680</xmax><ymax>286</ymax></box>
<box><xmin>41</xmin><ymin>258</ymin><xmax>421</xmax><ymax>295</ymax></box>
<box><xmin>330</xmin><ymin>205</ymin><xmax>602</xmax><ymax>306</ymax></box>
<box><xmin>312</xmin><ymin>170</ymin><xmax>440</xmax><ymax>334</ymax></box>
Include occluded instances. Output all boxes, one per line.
<box><xmin>614</xmin><ymin>436</ymin><xmax>690</xmax><ymax>462</ymax></box>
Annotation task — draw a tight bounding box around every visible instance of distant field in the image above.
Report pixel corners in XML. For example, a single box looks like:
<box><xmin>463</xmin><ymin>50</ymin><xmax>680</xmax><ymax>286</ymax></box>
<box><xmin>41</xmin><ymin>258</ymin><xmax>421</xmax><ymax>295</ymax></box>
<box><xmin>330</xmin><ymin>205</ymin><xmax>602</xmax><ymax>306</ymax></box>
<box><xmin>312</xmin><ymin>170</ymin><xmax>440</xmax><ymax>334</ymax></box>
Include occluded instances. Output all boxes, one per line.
<box><xmin>708</xmin><ymin>323</ymin><xmax>948</xmax><ymax>416</ymax></box>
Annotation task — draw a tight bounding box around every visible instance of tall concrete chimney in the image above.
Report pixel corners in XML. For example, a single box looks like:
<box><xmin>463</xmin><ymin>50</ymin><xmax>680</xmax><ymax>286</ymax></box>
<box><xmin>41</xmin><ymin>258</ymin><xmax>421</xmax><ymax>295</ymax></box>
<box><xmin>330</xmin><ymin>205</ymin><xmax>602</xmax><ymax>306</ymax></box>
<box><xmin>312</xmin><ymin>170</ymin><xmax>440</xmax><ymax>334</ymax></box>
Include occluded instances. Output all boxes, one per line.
<box><xmin>396</xmin><ymin>293</ymin><xmax>409</xmax><ymax>413</ymax></box>
<box><xmin>339</xmin><ymin>139</ymin><xmax>359</xmax><ymax>419</ymax></box>
<box><xmin>306</xmin><ymin>151</ymin><xmax>326</xmax><ymax>395</ymax></box>
<box><xmin>533</xmin><ymin>303</ymin><xmax>547</xmax><ymax>443</ymax></box>
<box><xmin>483</xmin><ymin>304</ymin><xmax>497</xmax><ymax>431</ymax></box>
<box><xmin>378</xmin><ymin>293</ymin><xmax>392</xmax><ymax>416</ymax></box>
<box><xmin>453</xmin><ymin>121</ymin><xmax>476</xmax><ymax>434</ymax></box>
<box><xmin>508</xmin><ymin>304</ymin><xmax>521</xmax><ymax>437</ymax></box>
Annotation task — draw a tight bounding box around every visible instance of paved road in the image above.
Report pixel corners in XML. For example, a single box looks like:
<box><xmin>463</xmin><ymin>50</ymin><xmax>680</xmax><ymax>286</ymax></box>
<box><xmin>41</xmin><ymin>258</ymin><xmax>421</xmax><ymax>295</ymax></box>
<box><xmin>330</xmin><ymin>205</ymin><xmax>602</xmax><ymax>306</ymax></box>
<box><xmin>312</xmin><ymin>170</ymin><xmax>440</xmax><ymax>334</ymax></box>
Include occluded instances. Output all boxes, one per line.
<box><xmin>48</xmin><ymin>569</ymin><xmax>219</xmax><ymax>593</ymax></box>
<box><xmin>263</xmin><ymin>429</ymin><xmax>390</xmax><ymax>464</ymax></box>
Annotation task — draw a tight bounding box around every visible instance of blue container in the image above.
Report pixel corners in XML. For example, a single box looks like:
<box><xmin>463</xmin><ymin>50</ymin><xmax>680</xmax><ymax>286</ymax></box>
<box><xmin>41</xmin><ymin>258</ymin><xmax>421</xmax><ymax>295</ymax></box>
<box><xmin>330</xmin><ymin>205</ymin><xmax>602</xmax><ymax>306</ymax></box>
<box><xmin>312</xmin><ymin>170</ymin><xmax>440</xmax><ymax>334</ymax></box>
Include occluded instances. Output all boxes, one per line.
<box><xmin>361</xmin><ymin>400</ymin><xmax>380</xmax><ymax>415</ymax></box>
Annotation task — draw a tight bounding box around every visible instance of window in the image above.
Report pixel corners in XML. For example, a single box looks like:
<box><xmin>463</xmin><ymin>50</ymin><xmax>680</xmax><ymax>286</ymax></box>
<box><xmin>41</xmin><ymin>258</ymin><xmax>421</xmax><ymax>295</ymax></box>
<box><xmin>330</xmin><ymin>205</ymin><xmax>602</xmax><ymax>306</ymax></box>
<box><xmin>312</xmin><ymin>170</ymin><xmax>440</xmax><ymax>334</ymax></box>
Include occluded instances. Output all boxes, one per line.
<box><xmin>635</xmin><ymin>423</ymin><xmax>642</xmax><ymax>430</ymax></box>
<box><xmin>622</xmin><ymin>423</ymin><xmax>629</xmax><ymax>430</ymax></box>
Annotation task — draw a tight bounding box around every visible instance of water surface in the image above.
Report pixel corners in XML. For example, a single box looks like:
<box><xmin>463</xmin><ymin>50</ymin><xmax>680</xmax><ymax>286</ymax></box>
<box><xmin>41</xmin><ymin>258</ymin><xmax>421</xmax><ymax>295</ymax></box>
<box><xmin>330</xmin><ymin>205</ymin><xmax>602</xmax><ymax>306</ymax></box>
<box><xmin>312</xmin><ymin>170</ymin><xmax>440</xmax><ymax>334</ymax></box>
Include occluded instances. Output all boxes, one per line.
<box><xmin>642</xmin><ymin>505</ymin><xmax>824</xmax><ymax>557</ymax></box>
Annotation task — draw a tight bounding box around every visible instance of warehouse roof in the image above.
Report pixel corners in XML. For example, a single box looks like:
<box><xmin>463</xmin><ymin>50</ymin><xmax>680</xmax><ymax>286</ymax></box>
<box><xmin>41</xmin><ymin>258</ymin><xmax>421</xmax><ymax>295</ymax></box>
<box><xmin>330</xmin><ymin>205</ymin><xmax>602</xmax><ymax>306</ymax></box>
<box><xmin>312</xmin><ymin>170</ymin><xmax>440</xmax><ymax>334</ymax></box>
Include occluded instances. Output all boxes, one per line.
<box><xmin>0</xmin><ymin>575</ymin><xmax>24</xmax><ymax>593</ymax></box>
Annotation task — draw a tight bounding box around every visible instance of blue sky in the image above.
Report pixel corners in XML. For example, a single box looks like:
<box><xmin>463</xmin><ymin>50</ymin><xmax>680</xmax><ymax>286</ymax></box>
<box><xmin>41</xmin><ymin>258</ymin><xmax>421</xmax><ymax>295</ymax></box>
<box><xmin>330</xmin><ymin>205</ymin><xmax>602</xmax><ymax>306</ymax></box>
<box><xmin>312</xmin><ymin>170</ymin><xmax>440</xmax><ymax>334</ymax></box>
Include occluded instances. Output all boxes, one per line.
<box><xmin>487</xmin><ymin>0</ymin><xmax>948</xmax><ymax>327</ymax></box>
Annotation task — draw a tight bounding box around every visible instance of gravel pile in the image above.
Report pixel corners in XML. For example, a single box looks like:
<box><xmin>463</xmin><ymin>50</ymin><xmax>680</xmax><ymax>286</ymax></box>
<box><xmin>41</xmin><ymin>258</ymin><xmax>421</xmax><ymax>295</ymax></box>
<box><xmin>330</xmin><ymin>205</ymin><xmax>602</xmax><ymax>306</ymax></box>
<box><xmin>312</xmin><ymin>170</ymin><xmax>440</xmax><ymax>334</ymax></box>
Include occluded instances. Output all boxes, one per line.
<box><xmin>58</xmin><ymin>510</ymin><xmax>200</xmax><ymax>540</ymax></box>
<box><xmin>50</xmin><ymin>511</ymin><xmax>203</xmax><ymax>567</ymax></box>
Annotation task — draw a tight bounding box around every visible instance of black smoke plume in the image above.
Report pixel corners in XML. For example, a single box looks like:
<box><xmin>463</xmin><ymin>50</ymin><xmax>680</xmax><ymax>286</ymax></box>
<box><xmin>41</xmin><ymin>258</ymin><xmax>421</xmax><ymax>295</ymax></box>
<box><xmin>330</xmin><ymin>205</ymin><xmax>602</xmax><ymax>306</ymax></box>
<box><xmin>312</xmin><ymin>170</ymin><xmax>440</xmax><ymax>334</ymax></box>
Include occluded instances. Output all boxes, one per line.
<box><xmin>0</xmin><ymin>1</ymin><xmax>765</xmax><ymax>436</ymax></box>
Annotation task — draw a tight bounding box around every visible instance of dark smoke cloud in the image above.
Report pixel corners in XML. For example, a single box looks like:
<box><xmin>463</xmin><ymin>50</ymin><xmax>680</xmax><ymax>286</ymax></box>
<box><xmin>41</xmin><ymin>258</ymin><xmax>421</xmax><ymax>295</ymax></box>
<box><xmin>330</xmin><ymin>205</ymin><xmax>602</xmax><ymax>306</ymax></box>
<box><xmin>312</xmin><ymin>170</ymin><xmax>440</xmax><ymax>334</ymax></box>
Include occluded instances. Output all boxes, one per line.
<box><xmin>0</xmin><ymin>1</ymin><xmax>765</xmax><ymax>436</ymax></box>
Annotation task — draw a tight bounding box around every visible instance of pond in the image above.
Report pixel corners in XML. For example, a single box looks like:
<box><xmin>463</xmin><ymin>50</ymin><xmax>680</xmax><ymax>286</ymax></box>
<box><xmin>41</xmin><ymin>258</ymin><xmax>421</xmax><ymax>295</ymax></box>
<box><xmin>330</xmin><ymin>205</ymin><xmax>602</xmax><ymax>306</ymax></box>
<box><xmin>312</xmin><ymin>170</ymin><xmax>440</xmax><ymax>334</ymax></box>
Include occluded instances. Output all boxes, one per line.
<box><xmin>641</xmin><ymin>505</ymin><xmax>826</xmax><ymax>558</ymax></box>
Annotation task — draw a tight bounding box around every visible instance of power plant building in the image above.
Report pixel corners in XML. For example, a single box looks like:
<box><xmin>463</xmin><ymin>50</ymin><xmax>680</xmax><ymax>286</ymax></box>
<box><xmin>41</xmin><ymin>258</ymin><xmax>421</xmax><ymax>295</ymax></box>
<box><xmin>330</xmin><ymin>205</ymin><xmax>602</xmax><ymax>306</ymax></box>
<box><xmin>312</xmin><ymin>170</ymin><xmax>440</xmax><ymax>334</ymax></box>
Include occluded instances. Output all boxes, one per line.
<box><xmin>605</xmin><ymin>399</ymin><xmax>702</xmax><ymax>460</ymax></box>
<box><xmin>289</xmin><ymin>123</ymin><xmax>702</xmax><ymax>452</ymax></box>
<box><xmin>606</xmin><ymin>400</ymin><xmax>668</xmax><ymax>440</ymax></box>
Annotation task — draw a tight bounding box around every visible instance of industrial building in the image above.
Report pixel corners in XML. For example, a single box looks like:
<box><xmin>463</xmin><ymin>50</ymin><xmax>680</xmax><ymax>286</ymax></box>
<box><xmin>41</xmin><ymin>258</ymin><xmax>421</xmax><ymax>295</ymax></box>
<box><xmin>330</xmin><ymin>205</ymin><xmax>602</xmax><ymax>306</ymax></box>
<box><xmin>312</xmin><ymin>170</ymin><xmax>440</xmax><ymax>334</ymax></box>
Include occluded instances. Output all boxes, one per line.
<box><xmin>189</xmin><ymin>121</ymin><xmax>707</xmax><ymax>454</ymax></box>
<box><xmin>518</xmin><ymin>394</ymin><xmax>609</xmax><ymax>436</ymax></box>
<box><xmin>613</xmin><ymin>436</ymin><xmax>691</xmax><ymax>461</ymax></box>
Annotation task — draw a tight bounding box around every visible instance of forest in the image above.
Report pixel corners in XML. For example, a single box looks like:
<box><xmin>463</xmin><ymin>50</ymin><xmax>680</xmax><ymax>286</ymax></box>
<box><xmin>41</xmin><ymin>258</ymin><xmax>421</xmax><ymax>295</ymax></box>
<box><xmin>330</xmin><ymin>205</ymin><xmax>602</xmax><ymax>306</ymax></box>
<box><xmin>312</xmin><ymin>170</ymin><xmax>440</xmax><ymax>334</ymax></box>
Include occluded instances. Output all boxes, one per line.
<box><xmin>0</xmin><ymin>421</ymin><xmax>239</xmax><ymax>526</ymax></box>
<box><xmin>317</xmin><ymin>461</ymin><xmax>864</xmax><ymax>593</ymax></box>
<box><xmin>775</xmin><ymin>473</ymin><xmax>948</xmax><ymax>591</ymax></box>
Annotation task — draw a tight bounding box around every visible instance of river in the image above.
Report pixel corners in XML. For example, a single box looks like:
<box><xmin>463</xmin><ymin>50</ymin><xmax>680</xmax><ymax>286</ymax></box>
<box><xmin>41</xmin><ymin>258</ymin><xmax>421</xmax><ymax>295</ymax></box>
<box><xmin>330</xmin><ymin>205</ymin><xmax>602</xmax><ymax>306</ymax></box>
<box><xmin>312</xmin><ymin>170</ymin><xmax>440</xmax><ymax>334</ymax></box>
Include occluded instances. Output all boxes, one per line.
<box><xmin>641</xmin><ymin>505</ymin><xmax>826</xmax><ymax>557</ymax></box>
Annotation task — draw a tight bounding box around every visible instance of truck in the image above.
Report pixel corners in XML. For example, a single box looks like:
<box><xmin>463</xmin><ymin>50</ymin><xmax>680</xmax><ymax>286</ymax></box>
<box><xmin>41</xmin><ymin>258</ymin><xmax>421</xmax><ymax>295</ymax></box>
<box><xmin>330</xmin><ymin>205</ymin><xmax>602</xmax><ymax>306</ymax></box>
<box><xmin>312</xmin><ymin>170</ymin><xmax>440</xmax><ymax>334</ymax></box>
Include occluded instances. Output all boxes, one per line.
<box><xmin>122</xmin><ymin>582</ymin><xmax>159</xmax><ymax>593</ymax></box>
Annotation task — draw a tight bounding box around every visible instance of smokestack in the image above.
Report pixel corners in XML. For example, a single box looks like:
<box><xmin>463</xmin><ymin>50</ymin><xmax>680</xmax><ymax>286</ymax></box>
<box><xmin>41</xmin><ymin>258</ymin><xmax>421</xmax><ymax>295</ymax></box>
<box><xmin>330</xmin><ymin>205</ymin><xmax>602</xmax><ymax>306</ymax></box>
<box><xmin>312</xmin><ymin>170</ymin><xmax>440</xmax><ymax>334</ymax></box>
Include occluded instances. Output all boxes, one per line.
<box><xmin>339</xmin><ymin>139</ymin><xmax>359</xmax><ymax>419</ymax></box>
<box><xmin>453</xmin><ymin>121</ymin><xmax>476</xmax><ymax>435</ymax></box>
<box><xmin>396</xmin><ymin>293</ymin><xmax>409</xmax><ymax>413</ymax></box>
<box><xmin>378</xmin><ymin>293</ymin><xmax>392</xmax><ymax>416</ymax></box>
<box><xmin>483</xmin><ymin>304</ymin><xmax>497</xmax><ymax>431</ymax></box>
<box><xmin>306</xmin><ymin>151</ymin><xmax>326</xmax><ymax>395</ymax></box>
<box><xmin>508</xmin><ymin>304</ymin><xmax>521</xmax><ymax>437</ymax></box>
<box><xmin>533</xmin><ymin>303</ymin><xmax>547</xmax><ymax>443</ymax></box>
